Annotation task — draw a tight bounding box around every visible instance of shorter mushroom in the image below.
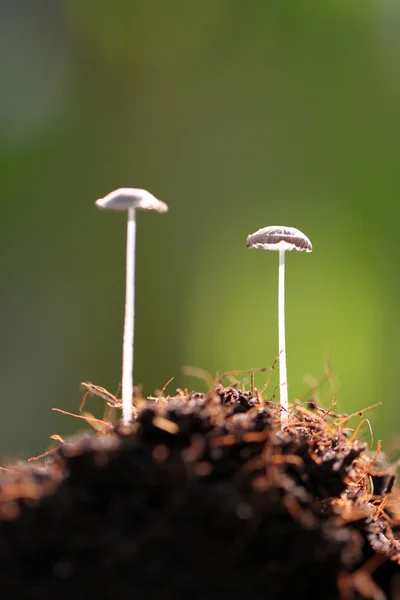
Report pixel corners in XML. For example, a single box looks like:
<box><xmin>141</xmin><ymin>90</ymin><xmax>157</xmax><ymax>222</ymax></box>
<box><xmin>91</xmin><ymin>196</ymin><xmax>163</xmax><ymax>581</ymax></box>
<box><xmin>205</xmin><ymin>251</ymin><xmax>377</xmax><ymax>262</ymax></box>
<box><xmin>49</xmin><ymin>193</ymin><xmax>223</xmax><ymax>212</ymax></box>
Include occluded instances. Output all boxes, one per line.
<box><xmin>246</xmin><ymin>226</ymin><xmax>312</xmax><ymax>427</ymax></box>
<box><xmin>96</xmin><ymin>188</ymin><xmax>168</xmax><ymax>426</ymax></box>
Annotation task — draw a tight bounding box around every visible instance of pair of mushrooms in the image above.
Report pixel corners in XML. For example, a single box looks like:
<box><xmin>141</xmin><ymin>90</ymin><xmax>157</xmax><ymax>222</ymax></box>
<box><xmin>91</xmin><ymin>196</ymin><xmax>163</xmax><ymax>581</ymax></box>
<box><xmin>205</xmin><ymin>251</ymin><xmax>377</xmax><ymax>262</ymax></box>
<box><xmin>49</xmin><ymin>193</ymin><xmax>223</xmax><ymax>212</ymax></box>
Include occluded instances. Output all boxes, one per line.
<box><xmin>96</xmin><ymin>189</ymin><xmax>312</xmax><ymax>428</ymax></box>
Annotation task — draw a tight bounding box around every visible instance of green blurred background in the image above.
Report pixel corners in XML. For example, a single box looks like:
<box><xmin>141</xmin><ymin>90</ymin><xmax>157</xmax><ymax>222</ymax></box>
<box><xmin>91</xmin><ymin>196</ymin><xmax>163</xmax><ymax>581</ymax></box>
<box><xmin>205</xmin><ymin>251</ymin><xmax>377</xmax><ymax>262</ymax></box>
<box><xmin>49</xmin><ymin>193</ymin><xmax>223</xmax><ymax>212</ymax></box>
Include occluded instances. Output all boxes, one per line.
<box><xmin>0</xmin><ymin>0</ymin><xmax>398</xmax><ymax>458</ymax></box>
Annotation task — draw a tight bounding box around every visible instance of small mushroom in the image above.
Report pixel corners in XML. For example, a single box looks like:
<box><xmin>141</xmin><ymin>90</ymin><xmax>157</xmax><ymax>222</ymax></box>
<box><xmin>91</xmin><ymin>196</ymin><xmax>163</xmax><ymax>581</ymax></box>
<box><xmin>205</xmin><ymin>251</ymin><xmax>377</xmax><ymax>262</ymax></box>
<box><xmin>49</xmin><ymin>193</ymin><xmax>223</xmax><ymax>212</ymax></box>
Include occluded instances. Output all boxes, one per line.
<box><xmin>95</xmin><ymin>188</ymin><xmax>168</xmax><ymax>426</ymax></box>
<box><xmin>246</xmin><ymin>226</ymin><xmax>312</xmax><ymax>427</ymax></box>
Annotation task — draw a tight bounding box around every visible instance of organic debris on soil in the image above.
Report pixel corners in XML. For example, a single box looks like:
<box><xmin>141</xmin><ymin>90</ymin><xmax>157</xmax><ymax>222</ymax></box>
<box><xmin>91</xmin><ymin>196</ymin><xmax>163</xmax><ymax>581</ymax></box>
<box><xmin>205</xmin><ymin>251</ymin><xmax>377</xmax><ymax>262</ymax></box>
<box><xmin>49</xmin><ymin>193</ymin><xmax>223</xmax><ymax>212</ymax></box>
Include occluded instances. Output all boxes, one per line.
<box><xmin>0</xmin><ymin>386</ymin><xmax>399</xmax><ymax>599</ymax></box>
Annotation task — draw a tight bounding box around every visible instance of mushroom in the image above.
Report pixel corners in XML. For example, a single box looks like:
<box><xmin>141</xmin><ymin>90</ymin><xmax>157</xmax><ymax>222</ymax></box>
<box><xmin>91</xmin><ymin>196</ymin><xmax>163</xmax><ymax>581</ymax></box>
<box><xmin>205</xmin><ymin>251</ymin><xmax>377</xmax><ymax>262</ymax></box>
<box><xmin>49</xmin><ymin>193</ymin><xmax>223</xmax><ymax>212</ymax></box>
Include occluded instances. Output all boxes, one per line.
<box><xmin>95</xmin><ymin>188</ymin><xmax>168</xmax><ymax>426</ymax></box>
<box><xmin>246</xmin><ymin>226</ymin><xmax>312</xmax><ymax>426</ymax></box>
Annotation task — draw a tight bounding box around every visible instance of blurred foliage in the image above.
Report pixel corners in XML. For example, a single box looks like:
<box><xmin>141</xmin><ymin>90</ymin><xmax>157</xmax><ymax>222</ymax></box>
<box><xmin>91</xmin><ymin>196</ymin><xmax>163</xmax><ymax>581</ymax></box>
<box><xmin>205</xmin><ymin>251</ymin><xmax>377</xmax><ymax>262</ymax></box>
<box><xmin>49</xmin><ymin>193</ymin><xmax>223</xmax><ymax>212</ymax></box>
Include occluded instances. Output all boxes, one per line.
<box><xmin>0</xmin><ymin>0</ymin><xmax>398</xmax><ymax>457</ymax></box>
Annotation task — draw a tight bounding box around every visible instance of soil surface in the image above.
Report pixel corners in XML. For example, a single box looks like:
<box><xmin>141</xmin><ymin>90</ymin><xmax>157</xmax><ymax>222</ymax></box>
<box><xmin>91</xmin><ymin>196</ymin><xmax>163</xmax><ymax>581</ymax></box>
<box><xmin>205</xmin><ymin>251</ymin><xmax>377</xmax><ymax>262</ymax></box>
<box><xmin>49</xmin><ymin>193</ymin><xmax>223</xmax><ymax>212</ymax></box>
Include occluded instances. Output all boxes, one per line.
<box><xmin>0</xmin><ymin>386</ymin><xmax>399</xmax><ymax>599</ymax></box>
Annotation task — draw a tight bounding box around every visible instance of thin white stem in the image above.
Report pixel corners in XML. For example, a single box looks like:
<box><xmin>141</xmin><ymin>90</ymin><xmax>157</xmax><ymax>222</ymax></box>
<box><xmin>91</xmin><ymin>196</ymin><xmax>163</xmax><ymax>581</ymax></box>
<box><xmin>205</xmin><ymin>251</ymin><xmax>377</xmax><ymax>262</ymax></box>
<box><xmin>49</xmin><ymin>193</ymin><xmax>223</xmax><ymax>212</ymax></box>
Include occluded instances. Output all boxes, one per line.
<box><xmin>278</xmin><ymin>247</ymin><xmax>288</xmax><ymax>427</ymax></box>
<box><xmin>121</xmin><ymin>208</ymin><xmax>136</xmax><ymax>426</ymax></box>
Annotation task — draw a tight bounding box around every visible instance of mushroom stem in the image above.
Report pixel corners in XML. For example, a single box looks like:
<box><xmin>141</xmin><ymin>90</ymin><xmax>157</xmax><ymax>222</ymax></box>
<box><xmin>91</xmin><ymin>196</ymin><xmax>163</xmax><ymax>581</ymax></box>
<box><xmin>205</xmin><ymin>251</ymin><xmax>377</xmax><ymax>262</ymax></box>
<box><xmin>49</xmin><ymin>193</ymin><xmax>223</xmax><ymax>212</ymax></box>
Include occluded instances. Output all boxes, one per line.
<box><xmin>246</xmin><ymin>226</ymin><xmax>311</xmax><ymax>428</ymax></box>
<box><xmin>278</xmin><ymin>247</ymin><xmax>288</xmax><ymax>427</ymax></box>
<box><xmin>121</xmin><ymin>207</ymin><xmax>136</xmax><ymax>426</ymax></box>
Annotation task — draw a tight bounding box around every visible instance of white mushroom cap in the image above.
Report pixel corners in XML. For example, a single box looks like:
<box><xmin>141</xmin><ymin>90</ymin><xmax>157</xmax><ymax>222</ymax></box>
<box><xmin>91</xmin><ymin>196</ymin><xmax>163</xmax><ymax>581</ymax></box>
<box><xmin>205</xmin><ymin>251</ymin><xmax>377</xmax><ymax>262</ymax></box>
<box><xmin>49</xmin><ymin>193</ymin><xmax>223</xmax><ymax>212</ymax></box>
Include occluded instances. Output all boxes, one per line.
<box><xmin>246</xmin><ymin>226</ymin><xmax>312</xmax><ymax>252</ymax></box>
<box><xmin>95</xmin><ymin>188</ymin><xmax>168</xmax><ymax>213</ymax></box>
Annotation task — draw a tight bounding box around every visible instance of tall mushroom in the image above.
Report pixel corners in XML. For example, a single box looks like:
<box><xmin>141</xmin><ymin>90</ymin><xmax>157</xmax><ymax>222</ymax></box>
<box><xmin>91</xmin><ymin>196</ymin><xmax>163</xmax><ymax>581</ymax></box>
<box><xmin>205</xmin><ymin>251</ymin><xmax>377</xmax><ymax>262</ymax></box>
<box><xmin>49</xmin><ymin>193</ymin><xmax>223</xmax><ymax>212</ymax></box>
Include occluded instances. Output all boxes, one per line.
<box><xmin>246</xmin><ymin>226</ymin><xmax>312</xmax><ymax>426</ymax></box>
<box><xmin>95</xmin><ymin>188</ymin><xmax>168</xmax><ymax>426</ymax></box>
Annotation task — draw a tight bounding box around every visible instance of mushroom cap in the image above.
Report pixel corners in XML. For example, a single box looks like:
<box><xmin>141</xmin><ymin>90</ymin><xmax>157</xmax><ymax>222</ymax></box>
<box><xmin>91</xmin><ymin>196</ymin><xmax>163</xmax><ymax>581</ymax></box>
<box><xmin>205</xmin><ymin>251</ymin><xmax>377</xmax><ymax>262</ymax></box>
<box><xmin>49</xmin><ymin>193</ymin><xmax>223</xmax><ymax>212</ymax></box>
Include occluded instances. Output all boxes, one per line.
<box><xmin>246</xmin><ymin>226</ymin><xmax>312</xmax><ymax>252</ymax></box>
<box><xmin>95</xmin><ymin>188</ymin><xmax>168</xmax><ymax>213</ymax></box>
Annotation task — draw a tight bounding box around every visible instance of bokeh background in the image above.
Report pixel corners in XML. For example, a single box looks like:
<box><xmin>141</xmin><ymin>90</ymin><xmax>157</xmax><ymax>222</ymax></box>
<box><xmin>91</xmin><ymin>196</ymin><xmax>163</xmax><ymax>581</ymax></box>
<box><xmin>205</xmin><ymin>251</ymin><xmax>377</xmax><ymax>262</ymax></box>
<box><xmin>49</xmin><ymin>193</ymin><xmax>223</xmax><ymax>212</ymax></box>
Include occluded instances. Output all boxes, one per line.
<box><xmin>0</xmin><ymin>0</ymin><xmax>398</xmax><ymax>458</ymax></box>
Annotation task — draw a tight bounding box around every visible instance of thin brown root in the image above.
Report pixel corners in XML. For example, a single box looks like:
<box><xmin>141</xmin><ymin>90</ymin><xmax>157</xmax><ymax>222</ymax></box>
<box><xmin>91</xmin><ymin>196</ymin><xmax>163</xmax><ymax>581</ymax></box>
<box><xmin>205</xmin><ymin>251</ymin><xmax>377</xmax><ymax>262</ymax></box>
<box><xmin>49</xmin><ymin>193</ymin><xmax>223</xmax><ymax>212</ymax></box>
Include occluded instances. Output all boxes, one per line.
<box><xmin>261</xmin><ymin>354</ymin><xmax>280</xmax><ymax>394</ymax></box>
<box><xmin>158</xmin><ymin>376</ymin><xmax>175</xmax><ymax>396</ymax></box>
<box><xmin>80</xmin><ymin>382</ymin><xmax>121</xmax><ymax>411</ymax></box>
<box><xmin>181</xmin><ymin>366</ymin><xmax>215</xmax><ymax>389</ymax></box>
<box><xmin>335</xmin><ymin>403</ymin><xmax>382</xmax><ymax>427</ymax></box>
<box><xmin>350</xmin><ymin>418</ymin><xmax>374</xmax><ymax>451</ymax></box>
<box><xmin>28</xmin><ymin>447</ymin><xmax>60</xmax><ymax>463</ymax></box>
<box><xmin>52</xmin><ymin>408</ymin><xmax>113</xmax><ymax>431</ymax></box>
<box><xmin>217</xmin><ymin>367</ymin><xmax>267</xmax><ymax>386</ymax></box>
<box><xmin>49</xmin><ymin>434</ymin><xmax>65</xmax><ymax>443</ymax></box>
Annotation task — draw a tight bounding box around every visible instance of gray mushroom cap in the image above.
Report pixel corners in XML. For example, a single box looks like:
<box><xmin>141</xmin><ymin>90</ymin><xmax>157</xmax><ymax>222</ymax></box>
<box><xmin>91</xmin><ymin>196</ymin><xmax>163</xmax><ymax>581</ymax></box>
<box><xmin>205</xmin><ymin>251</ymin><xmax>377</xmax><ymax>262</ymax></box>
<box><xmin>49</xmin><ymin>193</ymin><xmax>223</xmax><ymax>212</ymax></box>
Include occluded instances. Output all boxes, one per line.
<box><xmin>246</xmin><ymin>226</ymin><xmax>312</xmax><ymax>252</ymax></box>
<box><xmin>95</xmin><ymin>188</ymin><xmax>168</xmax><ymax>213</ymax></box>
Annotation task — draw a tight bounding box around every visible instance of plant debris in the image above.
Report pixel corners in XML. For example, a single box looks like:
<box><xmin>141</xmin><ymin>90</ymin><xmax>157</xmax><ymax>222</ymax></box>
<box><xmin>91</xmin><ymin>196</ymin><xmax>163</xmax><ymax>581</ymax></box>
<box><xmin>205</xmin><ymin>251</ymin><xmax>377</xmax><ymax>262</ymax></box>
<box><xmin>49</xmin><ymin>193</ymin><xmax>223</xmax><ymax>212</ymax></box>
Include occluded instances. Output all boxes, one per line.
<box><xmin>0</xmin><ymin>386</ymin><xmax>399</xmax><ymax>599</ymax></box>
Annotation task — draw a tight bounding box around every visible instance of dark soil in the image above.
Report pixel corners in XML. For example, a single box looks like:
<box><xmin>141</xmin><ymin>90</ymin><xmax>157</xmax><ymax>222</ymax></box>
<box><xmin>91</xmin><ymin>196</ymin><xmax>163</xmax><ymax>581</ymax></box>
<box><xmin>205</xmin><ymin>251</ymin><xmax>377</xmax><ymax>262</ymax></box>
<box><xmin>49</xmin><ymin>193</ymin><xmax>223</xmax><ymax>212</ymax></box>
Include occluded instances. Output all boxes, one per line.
<box><xmin>0</xmin><ymin>386</ymin><xmax>399</xmax><ymax>600</ymax></box>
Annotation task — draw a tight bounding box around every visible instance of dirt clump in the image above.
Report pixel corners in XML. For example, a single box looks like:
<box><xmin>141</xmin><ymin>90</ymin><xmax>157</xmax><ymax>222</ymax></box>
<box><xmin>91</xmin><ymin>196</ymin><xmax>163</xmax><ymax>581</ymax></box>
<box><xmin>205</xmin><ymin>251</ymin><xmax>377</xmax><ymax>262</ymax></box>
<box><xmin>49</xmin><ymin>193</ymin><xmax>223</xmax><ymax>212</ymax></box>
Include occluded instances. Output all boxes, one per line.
<box><xmin>0</xmin><ymin>385</ymin><xmax>398</xmax><ymax>599</ymax></box>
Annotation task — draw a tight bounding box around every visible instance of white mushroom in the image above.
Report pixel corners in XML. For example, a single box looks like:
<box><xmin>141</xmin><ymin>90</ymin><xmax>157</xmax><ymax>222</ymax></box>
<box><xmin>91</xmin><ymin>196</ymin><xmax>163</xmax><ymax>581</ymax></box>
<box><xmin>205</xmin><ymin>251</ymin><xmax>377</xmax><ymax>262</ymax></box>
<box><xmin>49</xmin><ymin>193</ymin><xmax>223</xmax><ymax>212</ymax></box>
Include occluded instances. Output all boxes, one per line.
<box><xmin>246</xmin><ymin>226</ymin><xmax>312</xmax><ymax>427</ymax></box>
<box><xmin>95</xmin><ymin>188</ymin><xmax>168</xmax><ymax>426</ymax></box>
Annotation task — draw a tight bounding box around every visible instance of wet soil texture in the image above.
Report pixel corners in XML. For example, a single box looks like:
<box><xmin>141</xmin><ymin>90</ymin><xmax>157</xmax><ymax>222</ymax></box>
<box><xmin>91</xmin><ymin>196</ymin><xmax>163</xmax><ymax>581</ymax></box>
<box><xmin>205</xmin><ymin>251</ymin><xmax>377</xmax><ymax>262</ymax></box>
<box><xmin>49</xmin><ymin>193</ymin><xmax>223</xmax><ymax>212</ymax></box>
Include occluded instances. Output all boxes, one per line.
<box><xmin>0</xmin><ymin>386</ymin><xmax>398</xmax><ymax>600</ymax></box>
